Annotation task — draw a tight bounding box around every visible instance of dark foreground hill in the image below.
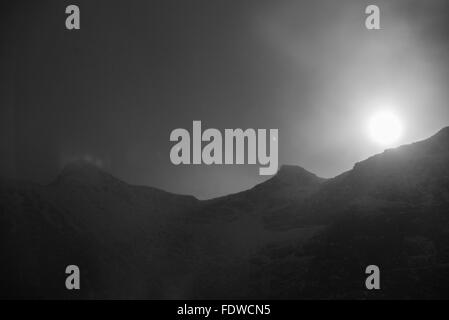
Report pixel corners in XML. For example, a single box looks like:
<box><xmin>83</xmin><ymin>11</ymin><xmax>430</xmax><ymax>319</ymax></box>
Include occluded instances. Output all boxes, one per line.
<box><xmin>1</xmin><ymin>128</ymin><xmax>449</xmax><ymax>299</ymax></box>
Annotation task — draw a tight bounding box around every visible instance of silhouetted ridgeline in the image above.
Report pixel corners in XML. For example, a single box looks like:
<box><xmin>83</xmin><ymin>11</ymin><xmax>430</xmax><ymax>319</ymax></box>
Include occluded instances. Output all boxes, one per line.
<box><xmin>1</xmin><ymin>128</ymin><xmax>449</xmax><ymax>299</ymax></box>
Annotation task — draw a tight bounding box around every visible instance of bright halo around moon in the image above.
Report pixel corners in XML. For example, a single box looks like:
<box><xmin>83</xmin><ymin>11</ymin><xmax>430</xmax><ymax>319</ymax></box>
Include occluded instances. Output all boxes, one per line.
<box><xmin>368</xmin><ymin>111</ymin><xmax>403</xmax><ymax>146</ymax></box>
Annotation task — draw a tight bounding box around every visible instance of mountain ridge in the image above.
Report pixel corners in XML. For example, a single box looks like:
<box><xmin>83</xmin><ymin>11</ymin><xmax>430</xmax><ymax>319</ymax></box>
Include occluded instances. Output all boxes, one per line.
<box><xmin>1</xmin><ymin>126</ymin><xmax>449</xmax><ymax>298</ymax></box>
<box><xmin>49</xmin><ymin>126</ymin><xmax>449</xmax><ymax>202</ymax></box>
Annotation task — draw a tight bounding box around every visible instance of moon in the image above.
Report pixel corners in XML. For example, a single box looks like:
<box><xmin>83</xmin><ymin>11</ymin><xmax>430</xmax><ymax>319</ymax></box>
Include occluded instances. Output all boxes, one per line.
<box><xmin>368</xmin><ymin>111</ymin><xmax>403</xmax><ymax>146</ymax></box>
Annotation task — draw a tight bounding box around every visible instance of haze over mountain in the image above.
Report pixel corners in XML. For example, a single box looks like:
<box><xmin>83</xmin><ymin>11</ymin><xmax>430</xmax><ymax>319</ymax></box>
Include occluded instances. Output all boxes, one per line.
<box><xmin>1</xmin><ymin>127</ymin><xmax>449</xmax><ymax>299</ymax></box>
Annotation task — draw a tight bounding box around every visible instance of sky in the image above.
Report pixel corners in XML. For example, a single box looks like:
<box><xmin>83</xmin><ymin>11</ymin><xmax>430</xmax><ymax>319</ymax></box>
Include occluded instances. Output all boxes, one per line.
<box><xmin>1</xmin><ymin>0</ymin><xmax>449</xmax><ymax>199</ymax></box>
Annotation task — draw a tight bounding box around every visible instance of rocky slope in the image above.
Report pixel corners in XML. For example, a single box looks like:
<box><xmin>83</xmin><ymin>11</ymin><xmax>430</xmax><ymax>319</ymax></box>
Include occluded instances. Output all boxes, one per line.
<box><xmin>1</xmin><ymin>128</ymin><xmax>449</xmax><ymax>299</ymax></box>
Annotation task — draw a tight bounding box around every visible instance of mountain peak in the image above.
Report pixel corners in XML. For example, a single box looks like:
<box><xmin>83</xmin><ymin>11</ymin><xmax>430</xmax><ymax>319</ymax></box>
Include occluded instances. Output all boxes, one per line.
<box><xmin>255</xmin><ymin>165</ymin><xmax>325</xmax><ymax>192</ymax></box>
<box><xmin>53</xmin><ymin>160</ymin><xmax>123</xmax><ymax>187</ymax></box>
<box><xmin>277</xmin><ymin>164</ymin><xmax>312</xmax><ymax>176</ymax></box>
<box><xmin>275</xmin><ymin>165</ymin><xmax>325</xmax><ymax>184</ymax></box>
